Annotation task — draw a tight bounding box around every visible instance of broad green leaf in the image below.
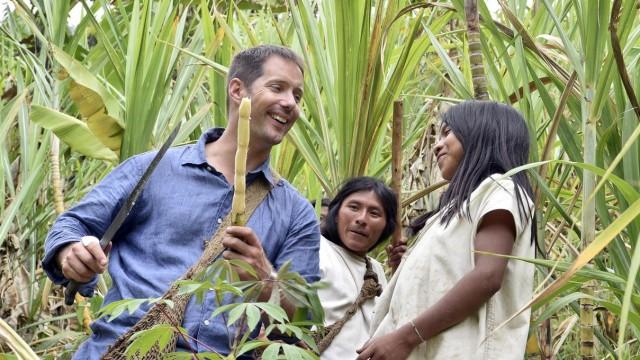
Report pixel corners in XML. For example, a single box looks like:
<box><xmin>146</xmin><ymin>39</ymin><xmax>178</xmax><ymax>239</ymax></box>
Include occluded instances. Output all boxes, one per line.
<box><xmin>68</xmin><ymin>80</ymin><xmax>123</xmax><ymax>152</ymax></box>
<box><xmin>51</xmin><ymin>45</ymin><xmax>123</xmax><ymax>123</ymax></box>
<box><xmin>30</xmin><ymin>105</ymin><xmax>118</xmax><ymax>162</ymax></box>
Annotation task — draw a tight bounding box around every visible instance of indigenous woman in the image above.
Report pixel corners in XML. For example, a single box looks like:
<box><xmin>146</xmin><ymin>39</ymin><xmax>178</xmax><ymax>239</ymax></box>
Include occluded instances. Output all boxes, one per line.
<box><xmin>358</xmin><ymin>101</ymin><xmax>536</xmax><ymax>360</ymax></box>
<box><xmin>317</xmin><ymin>177</ymin><xmax>398</xmax><ymax>359</ymax></box>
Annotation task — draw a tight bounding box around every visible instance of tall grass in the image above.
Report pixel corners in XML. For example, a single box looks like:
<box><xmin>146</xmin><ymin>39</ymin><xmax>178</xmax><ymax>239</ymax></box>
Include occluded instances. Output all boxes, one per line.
<box><xmin>1</xmin><ymin>0</ymin><xmax>640</xmax><ymax>358</ymax></box>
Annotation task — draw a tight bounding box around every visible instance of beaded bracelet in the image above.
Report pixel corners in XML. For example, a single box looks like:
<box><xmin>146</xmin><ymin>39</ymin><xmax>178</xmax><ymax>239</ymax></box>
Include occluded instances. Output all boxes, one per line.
<box><xmin>409</xmin><ymin>319</ymin><xmax>426</xmax><ymax>343</ymax></box>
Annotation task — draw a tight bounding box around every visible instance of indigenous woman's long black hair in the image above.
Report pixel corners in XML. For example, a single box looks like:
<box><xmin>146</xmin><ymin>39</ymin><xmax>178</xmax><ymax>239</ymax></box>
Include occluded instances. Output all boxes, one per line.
<box><xmin>410</xmin><ymin>101</ymin><xmax>536</xmax><ymax>244</ymax></box>
<box><xmin>322</xmin><ymin>177</ymin><xmax>398</xmax><ymax>251</ymax></box>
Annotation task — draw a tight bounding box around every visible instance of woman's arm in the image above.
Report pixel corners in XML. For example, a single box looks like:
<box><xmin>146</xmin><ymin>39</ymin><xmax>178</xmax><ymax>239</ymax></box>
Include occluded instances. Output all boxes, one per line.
<box><xmin>356</xmin><ymin>209</ymin><xmax>516</xmax><ymax>360</ymax></box>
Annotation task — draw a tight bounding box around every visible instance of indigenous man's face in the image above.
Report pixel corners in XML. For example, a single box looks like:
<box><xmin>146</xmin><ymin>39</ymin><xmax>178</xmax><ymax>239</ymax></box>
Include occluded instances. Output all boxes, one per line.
<box><xmin>433</xmin><ymin>124</ymin><xmax>464</xmax><ymax>181</ymax></box>
<box><xmin>246</xmin><ymin>56</ymin><xmax>304</xmax><ymax>147</ymax></box>
<box><xmin>336</xmin><ymin>191</ymin><xmax>387</xmax><ymax>256</ymax></box>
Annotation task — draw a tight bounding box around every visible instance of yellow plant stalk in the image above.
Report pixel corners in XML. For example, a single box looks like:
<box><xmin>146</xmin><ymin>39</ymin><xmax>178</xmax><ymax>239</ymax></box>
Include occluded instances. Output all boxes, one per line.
<box><xmin>49</xmin><ymin>134</ymin><xmax>92</xmax><ymax>333</ymax></box>
<box><xmin>1</xmin><ymin>303</ymin><xmax>39</xmax><ymax>359</ymax></box>
<box><xmin>231</xmin><ymin>97</ymin><xmax>251</xmax><ymax>226</ymax></box>
<box><xmin>41</xmin><ymin>135</ymin><xmax>63</xmax><ymax>312</ymax></box>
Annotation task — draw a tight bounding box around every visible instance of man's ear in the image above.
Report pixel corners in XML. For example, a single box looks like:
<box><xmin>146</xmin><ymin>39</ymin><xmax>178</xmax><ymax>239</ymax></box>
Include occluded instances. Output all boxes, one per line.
<box><xmin>228</xmin><ymin>78</ymin><xmax>246</xmax><ymax>106</ymax></box>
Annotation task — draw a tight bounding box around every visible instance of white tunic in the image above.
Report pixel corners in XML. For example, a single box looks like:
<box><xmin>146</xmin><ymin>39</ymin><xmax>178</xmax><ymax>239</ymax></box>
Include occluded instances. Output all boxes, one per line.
<box><xmin>318</xmin><ymin>236</ymin><xmax>388</xmax><ymax>360</ymax></box>
<box><xmin>370</xmin><ymin>175</ymin><xmax>535</xmax><ymax>360</ymax></box>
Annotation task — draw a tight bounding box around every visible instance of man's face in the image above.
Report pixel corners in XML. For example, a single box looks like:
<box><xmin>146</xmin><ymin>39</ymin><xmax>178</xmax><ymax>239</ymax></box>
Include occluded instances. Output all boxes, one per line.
<box><xmin>245</xmin><ymin>56</ymin><xmax>304</xmax><ymax>147</ymax></box>
<box><xmin>336</xmin><ymin>191</ymin><xmax>387</xmax><ymax>256</ymax></box>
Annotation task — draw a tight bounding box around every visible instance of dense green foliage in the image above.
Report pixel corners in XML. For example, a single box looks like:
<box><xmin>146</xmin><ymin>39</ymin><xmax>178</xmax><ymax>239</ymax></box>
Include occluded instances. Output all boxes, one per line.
<box><xmin>1</xmin><ymin>0</ymin><xmax>640</xmax><ymax>359</ymax></box>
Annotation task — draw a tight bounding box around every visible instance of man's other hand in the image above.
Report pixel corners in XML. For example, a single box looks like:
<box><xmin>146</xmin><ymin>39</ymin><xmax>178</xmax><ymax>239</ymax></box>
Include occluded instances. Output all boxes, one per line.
<box><xmin>222</xmin><ymin>226</ymin><xmax>274</xmax><ymax>282</ymax></box>
<box><xmin>57</xmin><ymin>236</ymin><xmax>110</xmax><ymax>283</ymax></box>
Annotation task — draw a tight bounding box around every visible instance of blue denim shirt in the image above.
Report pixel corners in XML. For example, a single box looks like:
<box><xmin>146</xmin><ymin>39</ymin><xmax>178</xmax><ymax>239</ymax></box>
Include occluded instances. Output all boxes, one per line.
<box><xmin>42</xmin><ymin>128</ymin><xmax>321</xmax><ymax>359</ymax></box>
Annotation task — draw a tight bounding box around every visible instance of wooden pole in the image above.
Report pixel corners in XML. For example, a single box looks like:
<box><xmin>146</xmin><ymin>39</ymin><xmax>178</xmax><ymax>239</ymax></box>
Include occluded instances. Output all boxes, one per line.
<box><xmin>391</xmin><ymin>100</ymin><xmax>403</xmax><ymax>247</ymax></box>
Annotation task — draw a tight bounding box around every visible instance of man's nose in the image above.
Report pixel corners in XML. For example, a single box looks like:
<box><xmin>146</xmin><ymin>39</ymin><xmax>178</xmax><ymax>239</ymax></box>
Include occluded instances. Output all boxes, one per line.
<box><xmin>280</xmin><ymin>91</ymin><xmax>297</xmax><ymax>109</ymax></box>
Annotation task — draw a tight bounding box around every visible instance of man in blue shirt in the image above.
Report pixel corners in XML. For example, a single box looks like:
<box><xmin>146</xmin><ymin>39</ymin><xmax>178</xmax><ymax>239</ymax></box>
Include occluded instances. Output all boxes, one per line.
<box><xmin>42</xmin><ymin>45</ymin><xmax>320</xmax><ymax>359</ymax></box>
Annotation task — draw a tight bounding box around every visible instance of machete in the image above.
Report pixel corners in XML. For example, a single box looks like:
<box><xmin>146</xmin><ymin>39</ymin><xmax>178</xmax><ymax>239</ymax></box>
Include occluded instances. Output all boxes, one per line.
<box><xmin>64</xmin><ymin>123</ymin><xmax>182</xmax><ymax>305</ymax></box>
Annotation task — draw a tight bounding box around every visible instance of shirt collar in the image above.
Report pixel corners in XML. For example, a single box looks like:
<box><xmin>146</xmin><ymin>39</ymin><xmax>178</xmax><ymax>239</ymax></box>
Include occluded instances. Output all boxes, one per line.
<box><xmin>180</xmin><ymin>127</ymin><xmax>278</xmax><ymax>187</ymax></box>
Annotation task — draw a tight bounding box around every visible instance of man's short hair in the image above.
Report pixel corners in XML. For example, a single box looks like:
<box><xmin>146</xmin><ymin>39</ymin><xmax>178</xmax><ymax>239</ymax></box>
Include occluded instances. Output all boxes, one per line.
<box><xmin>227</xmin><ymin>45</ymin><xmax>304</xmax><ymax>91</ymax></box>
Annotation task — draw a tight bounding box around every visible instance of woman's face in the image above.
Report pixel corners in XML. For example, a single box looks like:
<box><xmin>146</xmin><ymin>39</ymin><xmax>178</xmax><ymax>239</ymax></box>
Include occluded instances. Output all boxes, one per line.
<box><xmin>336</xmin><ymin>190</ymin><xmax>387</xmax><ymax>256</ymax></box>
<box><xmin>433</xmin><ymin>124</ymin><xmax>464</xmax><ymax>181</ymax></box>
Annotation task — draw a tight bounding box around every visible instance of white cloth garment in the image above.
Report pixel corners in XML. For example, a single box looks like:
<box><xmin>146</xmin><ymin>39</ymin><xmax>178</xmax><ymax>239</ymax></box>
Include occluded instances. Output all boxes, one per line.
<box><xmin>318</xmin><ymin>236</ymin><xmax>387</xmax><ymax>360</ymax></box>
<box><xmin>370</xmin><ymin>175</ymin><xmax>535</xmax><ymax>360</ymax></box>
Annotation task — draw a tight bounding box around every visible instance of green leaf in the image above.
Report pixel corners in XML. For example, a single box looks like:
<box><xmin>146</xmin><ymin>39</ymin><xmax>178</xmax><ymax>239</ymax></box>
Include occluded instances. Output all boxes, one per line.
<box><xmin>618</xmin><ymin>233</ymin><xmax>640</xmax><ymax>350</ymax></box>
<box><xmin>68</xmin><ymin>80</ymin><xmax>123</xmax><ymax>152</ymax></box>
<box><xmin>96</xmin><ymin>298</ymin><xmax>149</xmax><ymax>322</ymax></box>
<box><xmin>227</xmin><ymin>304</ymin><xmax>247</xmax><ymax>326</ymax></box>
<box><xmin>51</xmin><ymin>45</ymin><xmax>123</xmax><ymax>124</ymax></box>
<box><xmin>30</xmin><ymin>105</ymin><xmax>118</xmax><ymax>162</ymax></box>
<box><xmin>261</xmin><ymin>343</ymin><xmax>281</xmax><ymax>359</ymax></box>
<box><xmin>125</xmin><ymin>324</ymin><xmax>182</xmax><ymax>358</ymax></box>
<box><xmin>210</xmin><ymin>303</ymin><xmax>239</xmax><ymax>321</ymax></box>
<box><xmin>228</xmin><ymin>259</ymin><xmax>259</xmax><ymax>279</ymax></box>
<box><xmin>255</xmin><ymin>303</ymin><xmax>289</xmax><ymax>324</ymax></box>
<box><xmin>237</xmin><ymin>340</ymin><xmax>269</xmax><ymax>357</ymax></box>
<box><xmin>245</xmin><ymin>303</ymin><xmax>261</xmax><ymax>331</ymax></box>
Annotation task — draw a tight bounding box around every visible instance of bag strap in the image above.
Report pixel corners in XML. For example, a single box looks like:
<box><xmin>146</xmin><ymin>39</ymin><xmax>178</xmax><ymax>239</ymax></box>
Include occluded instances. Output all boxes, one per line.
<box><xmin>314</xmin><ymin>257</ymin><xmax>383</xmax><ymax>354</ymax></box>
<box><xmin>102</xmin><ymin>176</ymin><xmax>274</xmax><ymax>360</ymax></box>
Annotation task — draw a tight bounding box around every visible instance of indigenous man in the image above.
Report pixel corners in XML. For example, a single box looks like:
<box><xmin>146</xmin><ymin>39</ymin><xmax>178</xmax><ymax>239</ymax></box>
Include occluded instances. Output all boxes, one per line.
<box><xmin>42</xmin><ymin>45</ymin><xmax>320</xmax><ymax>359</ymax></box>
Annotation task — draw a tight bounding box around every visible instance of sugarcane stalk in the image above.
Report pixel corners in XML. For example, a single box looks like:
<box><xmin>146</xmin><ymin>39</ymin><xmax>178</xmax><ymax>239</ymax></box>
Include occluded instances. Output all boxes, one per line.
<box><xmin>464</xmin><ymin>0</ymin><xmax>489</xmax><ymax>100</ymax></box>
<box><xmin>49</xmin><ymin>134</ymin><xmax>92</xmax><ymax>332</ymax></box>
<box><xmin>391</xmin><ymin>100</ymin><xmax>403</xmax><ymax>248</ymax></box>
<box><xmin>231</xmin><ymin>97</ymin><xmax>251</xmax><ymax>226</ymax></box>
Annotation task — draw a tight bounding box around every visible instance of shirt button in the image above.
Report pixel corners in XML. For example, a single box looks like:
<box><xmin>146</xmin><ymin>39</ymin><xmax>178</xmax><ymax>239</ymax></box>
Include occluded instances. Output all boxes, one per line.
<box><xmin>217</xmin><ymin>218</ymin><xmax>222</xmax><ymax>224</ymax></box>
<box><xmin>203</xmin><ymin>320</ymin><xmax>210</xmax><ymax>326</ymax></box>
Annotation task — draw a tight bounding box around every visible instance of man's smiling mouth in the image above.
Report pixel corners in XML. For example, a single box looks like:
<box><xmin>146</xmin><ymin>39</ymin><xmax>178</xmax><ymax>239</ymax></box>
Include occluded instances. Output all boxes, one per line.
<box><xmin>270</xmin><ymin>113</ymin><xmax>287</xmax><ymax>125</ymax></box>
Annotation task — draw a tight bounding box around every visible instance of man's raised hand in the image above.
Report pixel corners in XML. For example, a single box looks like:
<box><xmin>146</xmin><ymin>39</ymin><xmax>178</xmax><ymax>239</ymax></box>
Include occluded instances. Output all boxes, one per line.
<box><xmin>222</xmin><ymin>226</ymin><xmax>274</xmax><ymax>282</ymax></box>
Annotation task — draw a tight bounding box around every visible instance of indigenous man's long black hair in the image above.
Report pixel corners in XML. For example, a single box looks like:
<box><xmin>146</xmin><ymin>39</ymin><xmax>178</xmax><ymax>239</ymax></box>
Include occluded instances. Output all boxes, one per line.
<box><xmin>322</xmin><ymin>177</ymin><xmax>398</xmax><ymax>251</ymax></box>
<box><xmin>410</xmin><ymin>101</ymin><xmax>536</xmax><ymax>245</ymax></box>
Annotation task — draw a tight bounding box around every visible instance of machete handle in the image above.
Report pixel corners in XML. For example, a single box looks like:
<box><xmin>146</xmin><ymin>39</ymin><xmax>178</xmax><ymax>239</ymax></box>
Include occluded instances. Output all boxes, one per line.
<box><xmin>64</xmin><ymin>280</ymin><xmax>82</xmax><ymax>305</ymax></box>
